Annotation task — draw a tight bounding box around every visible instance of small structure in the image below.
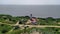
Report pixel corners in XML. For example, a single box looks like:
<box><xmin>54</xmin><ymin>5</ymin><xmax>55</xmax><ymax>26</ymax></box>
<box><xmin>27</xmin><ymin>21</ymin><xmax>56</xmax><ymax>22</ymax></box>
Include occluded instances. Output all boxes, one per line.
<box><xmin>30</xmin><ymin>31</ymin><xmax>39</xmax><ymax>34</ymax></box>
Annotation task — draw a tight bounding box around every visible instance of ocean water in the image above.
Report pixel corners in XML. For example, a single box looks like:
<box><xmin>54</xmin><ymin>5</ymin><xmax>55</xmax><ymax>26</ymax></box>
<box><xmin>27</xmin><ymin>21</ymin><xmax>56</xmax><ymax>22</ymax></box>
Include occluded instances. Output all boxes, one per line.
<box><xmin>0</xmin><ymin>5</ymin><xmax>60</xmax><ymax>18</ymax></box>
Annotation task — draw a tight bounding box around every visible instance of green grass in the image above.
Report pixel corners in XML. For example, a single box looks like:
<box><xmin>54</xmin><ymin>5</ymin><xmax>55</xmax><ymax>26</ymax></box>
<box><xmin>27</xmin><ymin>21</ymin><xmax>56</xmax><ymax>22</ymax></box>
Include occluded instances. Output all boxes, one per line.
<box><xmin>0</xmin><ymin>24</ymin><xmax>13</xmax><ymax>34</ymax></box>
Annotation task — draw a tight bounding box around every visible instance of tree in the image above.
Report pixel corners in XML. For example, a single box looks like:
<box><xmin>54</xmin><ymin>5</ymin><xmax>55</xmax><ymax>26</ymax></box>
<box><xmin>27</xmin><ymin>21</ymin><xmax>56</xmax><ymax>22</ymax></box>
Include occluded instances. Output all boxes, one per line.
<box><xmin>46</xmin><ymin>17</ymin><xmax>55</xmax><ymax>21</ymax></box>
<box><xmin>25</xmin><ymin>16</ymin><xmax>30</xmax><ymax>19</ymax></box>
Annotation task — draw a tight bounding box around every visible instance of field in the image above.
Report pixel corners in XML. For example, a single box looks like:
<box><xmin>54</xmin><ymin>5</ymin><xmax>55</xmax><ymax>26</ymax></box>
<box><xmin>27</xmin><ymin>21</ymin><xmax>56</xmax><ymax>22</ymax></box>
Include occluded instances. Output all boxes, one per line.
<box><xmin>0</xmin><ymin>14</ymin><xmax>60</xmax><ymax>34</ymax></box>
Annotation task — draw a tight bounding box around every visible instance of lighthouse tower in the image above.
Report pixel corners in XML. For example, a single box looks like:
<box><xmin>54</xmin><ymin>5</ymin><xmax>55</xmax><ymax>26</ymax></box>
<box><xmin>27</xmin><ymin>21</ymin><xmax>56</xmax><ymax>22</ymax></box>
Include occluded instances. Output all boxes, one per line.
<box><xmin>30</xmin><ymin>14</ymin><xmax>32</xmax><ymax>19</ymax></box>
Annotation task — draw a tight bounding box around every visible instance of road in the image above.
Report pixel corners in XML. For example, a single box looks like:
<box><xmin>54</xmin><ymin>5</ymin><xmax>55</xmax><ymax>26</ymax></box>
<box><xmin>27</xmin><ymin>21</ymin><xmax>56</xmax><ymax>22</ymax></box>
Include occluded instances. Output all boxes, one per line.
<box><xmin>0</xmin><ymin>22</ymin><xmax>60</xmax><ymax>28</ymax></box>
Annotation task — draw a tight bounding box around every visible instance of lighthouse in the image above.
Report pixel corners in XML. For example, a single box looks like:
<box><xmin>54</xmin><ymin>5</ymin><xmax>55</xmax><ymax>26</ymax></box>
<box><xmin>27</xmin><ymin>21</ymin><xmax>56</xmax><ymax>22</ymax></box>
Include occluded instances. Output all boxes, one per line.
<box><xmin>26</xmin><ymin>14</ymin><xmax>37</xmax><ymax>25</ymax></box>
<box><xmin>30</xmin><ymin>14</ymin><xmax>32</xmax><ymax>19</ymax></box>
<box><xmin>30</xmin><ymin>14</ymin><xmax>37</xmax><ymax>25</ymax></box>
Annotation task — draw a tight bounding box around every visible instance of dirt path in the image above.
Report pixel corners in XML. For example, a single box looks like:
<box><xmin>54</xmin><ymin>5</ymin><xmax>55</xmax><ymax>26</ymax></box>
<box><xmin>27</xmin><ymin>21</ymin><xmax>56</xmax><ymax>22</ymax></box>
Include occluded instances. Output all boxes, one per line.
<box><xmin>0</xmin><ymin>22</ymin><xmax>60</xmax><ymax>28</ymax></box>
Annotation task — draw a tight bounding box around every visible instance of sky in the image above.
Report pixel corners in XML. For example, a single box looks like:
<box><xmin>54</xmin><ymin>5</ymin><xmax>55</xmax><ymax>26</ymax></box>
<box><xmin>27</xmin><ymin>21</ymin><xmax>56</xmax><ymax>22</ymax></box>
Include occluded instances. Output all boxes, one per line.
<box><xmin>0</xmin><ymin>0</ymin><xmax>60</xmax><ymax>5</ymax></box>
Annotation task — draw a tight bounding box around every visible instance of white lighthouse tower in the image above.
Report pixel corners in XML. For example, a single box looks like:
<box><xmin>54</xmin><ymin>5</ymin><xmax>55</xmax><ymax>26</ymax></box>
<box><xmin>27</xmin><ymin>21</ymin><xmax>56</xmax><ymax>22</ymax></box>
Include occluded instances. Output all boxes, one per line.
<box><xmin>30</xmin><ymin>14</ymin><xmax>32</xmax><ymax>19</ymax></box>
